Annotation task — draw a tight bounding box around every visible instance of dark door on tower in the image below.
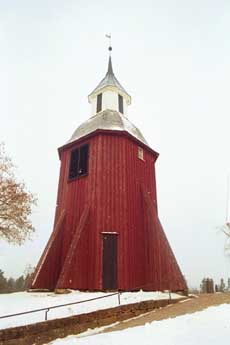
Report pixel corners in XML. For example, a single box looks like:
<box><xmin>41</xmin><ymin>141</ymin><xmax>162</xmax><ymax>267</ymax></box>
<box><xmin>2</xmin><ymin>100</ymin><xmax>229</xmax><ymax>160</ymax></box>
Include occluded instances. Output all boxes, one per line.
<box><xmin>102</xmin><ymin>233</ymin><xmax>118</xmax><ymax>290</ymax></box>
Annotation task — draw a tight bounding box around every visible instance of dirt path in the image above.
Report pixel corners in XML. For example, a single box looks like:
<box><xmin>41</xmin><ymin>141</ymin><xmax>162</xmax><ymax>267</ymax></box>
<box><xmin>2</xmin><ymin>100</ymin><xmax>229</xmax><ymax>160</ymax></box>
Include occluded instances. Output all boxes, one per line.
<box><xmin>102</xmin><ymin>293</ymin><xmax>230</xmax><ymax>333</ymax></box>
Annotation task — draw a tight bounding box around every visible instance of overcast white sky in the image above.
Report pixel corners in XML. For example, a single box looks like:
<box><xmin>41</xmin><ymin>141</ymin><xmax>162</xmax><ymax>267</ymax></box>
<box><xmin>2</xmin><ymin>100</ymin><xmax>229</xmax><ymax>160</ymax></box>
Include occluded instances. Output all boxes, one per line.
<box><xmin>0</xmin><ymin>0</ymin><xmax>230</xmax><ymax>288</ymax></box>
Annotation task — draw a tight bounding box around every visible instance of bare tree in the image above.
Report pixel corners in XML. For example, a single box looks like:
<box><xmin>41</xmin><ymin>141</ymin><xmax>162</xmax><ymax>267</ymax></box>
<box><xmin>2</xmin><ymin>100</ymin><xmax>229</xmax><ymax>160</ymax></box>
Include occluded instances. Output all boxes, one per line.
<box><xmin>221</xmin><ymin>223</ymin><xmax>230</xmax><ymax>237</ymax></box>
<box><xmin>220</xmin><ymin>223</ymin><xmax>230</xmax><ymax>256</ymax></box>
<box><xmin>0</xmin><ymin>143</ymin><xmax>36</xmax><ymax>245</ymax></box>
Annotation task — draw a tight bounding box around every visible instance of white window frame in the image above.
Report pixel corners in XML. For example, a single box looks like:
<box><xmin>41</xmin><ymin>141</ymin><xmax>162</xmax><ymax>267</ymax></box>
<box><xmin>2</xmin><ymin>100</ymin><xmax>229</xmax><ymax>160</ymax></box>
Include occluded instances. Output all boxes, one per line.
<box><xmin>138</xmin><ymin>146</ymin><xmax>144</xmax><ymax>160</ymax></box>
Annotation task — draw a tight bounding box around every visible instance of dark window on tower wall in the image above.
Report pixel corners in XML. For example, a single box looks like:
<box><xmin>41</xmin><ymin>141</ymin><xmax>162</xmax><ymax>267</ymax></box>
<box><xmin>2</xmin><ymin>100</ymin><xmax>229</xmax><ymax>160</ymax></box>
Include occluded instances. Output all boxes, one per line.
<box><xmin>69</xmin><ymin>144</ymin><xmax>89</xmax><ymax>180</ymax></box>
<box><xmin>97</xmin><ymin>93</ymin><xmax>102</xmax><ymax>113</ymax></box>
<box><xmin>118</xmin><ymin>94</ymin><xmax>124</xmax><ymax>114</ymax></box>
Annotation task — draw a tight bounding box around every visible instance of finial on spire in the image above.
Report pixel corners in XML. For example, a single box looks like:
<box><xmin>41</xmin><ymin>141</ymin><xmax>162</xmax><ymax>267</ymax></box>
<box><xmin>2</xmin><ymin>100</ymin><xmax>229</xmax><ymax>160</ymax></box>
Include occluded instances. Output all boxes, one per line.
<box><xmin>105</xmin><ymin>34</ymin><xmax>113</xmax><ymax>75</ymax></box>
<box><xmin>105</xmin><ymin>33</ymin><xmax>112</xmax><ymax>54</ymax></box>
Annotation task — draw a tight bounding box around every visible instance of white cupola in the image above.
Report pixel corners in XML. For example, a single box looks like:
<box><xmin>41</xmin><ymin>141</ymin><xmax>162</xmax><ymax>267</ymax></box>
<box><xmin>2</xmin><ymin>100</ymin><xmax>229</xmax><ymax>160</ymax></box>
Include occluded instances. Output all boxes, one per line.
<box><xmin>88</xmin><ymin>53</ymin><xmax>131</xmax><ymax>117</ymax></box>
<box><xmin>68</xmin><ymin>49</ymin><xmax>148</xmax><ymax>147</ymax></box>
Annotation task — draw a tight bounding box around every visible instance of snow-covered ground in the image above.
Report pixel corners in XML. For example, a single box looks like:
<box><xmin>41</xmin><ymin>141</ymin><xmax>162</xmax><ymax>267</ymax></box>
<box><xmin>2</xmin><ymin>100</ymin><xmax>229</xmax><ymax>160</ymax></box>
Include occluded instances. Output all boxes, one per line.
<box><xmin>0</xmin><ymin>290</ymin><xmax>181</xmax><ymax>330</ymax></box>
<box><xmin>49</xmin><ymin>303</ymin><xmax>230</xmax><ymax>345</ymax></box>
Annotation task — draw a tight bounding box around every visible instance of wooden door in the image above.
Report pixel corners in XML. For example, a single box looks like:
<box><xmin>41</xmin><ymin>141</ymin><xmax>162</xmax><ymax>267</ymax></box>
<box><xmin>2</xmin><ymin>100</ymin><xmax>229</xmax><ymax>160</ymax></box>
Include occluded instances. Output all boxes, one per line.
<box><xmin>102</xmin><ymin>234</ymin><xmax>118</xmax><ymax>290</ymax></box>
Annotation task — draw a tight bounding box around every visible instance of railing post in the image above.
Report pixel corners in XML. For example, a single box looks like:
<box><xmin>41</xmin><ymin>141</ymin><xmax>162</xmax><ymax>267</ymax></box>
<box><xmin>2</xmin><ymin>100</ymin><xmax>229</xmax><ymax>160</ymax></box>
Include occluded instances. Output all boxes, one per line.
<box><xmin>45</xmin><ymin>308</ymin><xmax>50</xmax><ymax>321</ymax></box>
<box><xmin>169</xmin><ymin>290</ymin><xmax>171</xmax><ymax>300</ymax></box>
<box><xmin>118</xmin><ymin>291</ymin><xmax>121</xmax><ymax>305</ymax></box>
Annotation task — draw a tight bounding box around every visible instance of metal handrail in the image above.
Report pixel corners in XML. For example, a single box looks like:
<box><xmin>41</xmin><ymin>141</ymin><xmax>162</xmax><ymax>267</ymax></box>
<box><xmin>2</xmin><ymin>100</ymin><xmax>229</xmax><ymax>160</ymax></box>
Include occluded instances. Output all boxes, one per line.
<box><xmin>0</xmin><ymin>292</ymin><xmax>120</xmax><ymax>321</ymax></box>
<box><xmin>0</xmin><ymin>283</ymin><xmax>173</xmax><ymax>323</ymax></box>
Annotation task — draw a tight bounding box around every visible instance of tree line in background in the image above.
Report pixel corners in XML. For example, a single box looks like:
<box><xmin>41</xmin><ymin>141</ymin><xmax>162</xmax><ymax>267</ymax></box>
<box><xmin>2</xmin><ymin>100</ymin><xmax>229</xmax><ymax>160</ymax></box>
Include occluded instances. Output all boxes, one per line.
<box><xmin>200</xmin><ymin>277</ymin><xmax>230</xmax><ymax>294</ymax></box>
<box><xmin>0</xmin><ymin>268</ymin><xmax>34</xmax><ymax>294</ymax></box>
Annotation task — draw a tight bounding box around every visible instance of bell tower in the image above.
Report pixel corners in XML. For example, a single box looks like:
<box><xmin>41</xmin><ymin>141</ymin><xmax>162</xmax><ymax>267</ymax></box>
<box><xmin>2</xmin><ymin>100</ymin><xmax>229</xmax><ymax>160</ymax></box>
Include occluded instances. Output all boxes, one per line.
<box><xmin>31</xmin><ymin>48</ymin><xmax>187</xmax><ymax>293</ymax></box>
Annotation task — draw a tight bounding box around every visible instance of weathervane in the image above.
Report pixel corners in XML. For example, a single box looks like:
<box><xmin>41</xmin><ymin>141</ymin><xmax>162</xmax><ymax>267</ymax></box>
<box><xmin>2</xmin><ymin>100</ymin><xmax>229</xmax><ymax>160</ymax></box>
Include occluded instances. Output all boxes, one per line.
<box><xmin>105</xmin><ymin>33</ymin><xmax>112</xmax><ymax>54</ymax></box>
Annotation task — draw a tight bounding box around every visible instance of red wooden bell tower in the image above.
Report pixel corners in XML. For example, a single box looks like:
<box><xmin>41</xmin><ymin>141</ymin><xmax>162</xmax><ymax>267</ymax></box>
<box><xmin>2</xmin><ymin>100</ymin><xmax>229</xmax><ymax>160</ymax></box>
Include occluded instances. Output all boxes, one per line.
<box><xmin>31</xmin><ymin>50</ymin><xmax>187</xmax><ymax>292</ymax></box>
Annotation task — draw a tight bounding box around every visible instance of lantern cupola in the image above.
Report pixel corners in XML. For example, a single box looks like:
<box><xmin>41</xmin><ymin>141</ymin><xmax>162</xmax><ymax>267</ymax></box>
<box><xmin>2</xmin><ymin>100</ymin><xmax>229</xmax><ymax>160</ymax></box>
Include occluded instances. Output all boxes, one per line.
<box><xmin>88</xmin><ymin>53</ymin><xmax>131</xmax><ymax>117</ymax></box>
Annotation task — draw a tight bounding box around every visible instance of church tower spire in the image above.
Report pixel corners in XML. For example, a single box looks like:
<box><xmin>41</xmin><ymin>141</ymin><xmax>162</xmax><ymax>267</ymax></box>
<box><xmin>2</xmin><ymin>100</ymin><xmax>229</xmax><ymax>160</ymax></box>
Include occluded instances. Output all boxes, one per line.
<box><xmin>88</xmin><ymin>47</ymin><xmax>131</xmax><ymax>117</ymax></box>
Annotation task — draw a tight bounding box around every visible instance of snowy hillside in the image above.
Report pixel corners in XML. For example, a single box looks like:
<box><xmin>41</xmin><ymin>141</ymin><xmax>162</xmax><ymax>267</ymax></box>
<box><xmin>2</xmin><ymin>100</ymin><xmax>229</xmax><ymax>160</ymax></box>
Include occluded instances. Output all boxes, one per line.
<box><xmin>0</xmin><ymin>290</ymin><xmax>181</xmax><ymax>330</ymax></box>
<box><xmin>49</xmin><ymin>303</ymin><xmax>230</xmax><ymax>345</ymax></box>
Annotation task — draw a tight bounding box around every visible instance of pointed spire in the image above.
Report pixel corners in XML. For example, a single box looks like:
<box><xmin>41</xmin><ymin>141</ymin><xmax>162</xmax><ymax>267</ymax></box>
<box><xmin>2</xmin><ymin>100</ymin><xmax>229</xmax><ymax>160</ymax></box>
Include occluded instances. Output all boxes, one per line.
<box><xmin>88</xmin><ymin>37</ymin><xmax>131</xmax><ymax>107</ymax></box>
<box><xmin>107</xmin><ymin>56</ymin><xmax>114</xmax><ymax>76</ymax></box>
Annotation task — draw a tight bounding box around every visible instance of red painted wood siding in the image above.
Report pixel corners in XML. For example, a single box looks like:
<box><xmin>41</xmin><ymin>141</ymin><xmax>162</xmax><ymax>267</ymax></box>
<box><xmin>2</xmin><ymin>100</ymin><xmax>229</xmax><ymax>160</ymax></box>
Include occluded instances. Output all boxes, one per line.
<box><xmin>31</xmin><ymin>131</ymin><xmax>186</xmax><ymax>292</ymax></box>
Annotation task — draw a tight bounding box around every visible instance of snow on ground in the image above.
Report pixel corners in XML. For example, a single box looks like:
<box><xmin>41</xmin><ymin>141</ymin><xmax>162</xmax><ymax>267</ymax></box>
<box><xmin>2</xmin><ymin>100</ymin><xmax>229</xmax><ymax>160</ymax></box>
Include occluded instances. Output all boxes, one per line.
<box><xmin>0</xmin><ymin>290</ymin><xmax>181</xmax><ymax>330</ymax></box>
<box><xmin>49</xmin><ymin>303</ymin><xmax>230</xmax><ymax>345</ymax></box>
